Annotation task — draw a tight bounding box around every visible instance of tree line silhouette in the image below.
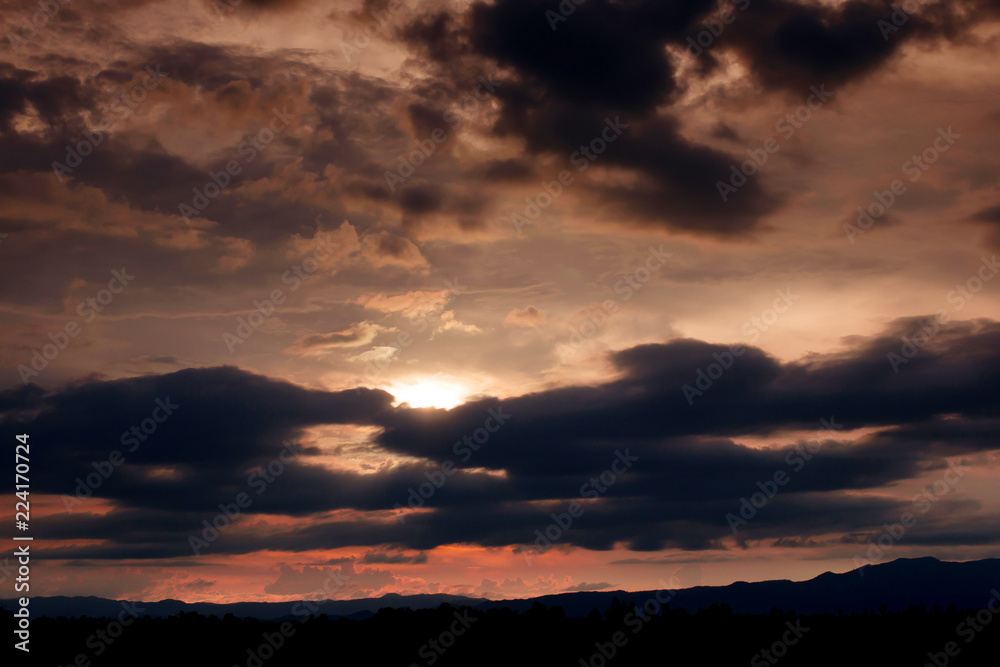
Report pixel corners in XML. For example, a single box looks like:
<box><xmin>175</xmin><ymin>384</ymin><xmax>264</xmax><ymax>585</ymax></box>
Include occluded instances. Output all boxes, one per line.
<box><xmin>5</xmin><ymin>599</ymin><xmax>999</xmax><ymax>666</ymax></box>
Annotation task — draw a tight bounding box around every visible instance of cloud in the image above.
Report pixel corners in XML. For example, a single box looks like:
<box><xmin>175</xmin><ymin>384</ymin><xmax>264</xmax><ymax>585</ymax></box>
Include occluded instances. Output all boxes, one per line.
<box><xmin>361</xmin><ymin>550</ymin><xmax>428</xmax><ymax>565</ymax></box>
<box><xmin>264</xmin><ymin>563</ymin><xmax>342</xmax><ymax>596</ymax></box>
<box><xmin>357</xmin><ymin>290</ymin><xmax>452</xmax><ymax>318</ymax></box>
<box><xmin>504</xmin><ymin>306</ymin><xmax>547</xmax><ymax>329</ymax></box>
<box><xmin>473</xmin><ymin>576</ymin><xmax>536</xmax><ymax>597</ymax></box>
<box><xmin>563</xmin><ymin>581</ymin><xmax>614</xmax><ymax>592</ymax></box>
<box><xmin>360</xmin><ymin>231</ymin><xmax>430</xmax><ymax>272</ymax></box>
<box><xmin>285</xmin><ymin>322</ymin><xmax>388</xmax><ymax>356</ymax></box>
<box><xmin>262</xmin><ymin>560</ymin><xmax>399</xmax><ymax>597</ymax></box>
<box><xmin>180</xmin><ymin>578</ymin><xmax>216</xmax><ymax>592</ymax></box>
<box><xmin>399</xmin><ymin>1</ymin><xmax>786</xmax><ymax>236</ymax></box>
<box><xmin>433</xmin><ymin>310</ymin><xmax>483</xmax><ymax>336</ymax></box>
<box><xmin>11</xmin><ymin>318</ymin><xmax>1000</xmax><ymax>560</ymax></box>
<box><xmin>348</xmin><ymin>345</ymin><xmax>401</xmax><ymax>365</ymax></box>
<box><xmin>392</xmin><ymin>0</ymin><xmax>999</xmax><ymax>237</ymax></box>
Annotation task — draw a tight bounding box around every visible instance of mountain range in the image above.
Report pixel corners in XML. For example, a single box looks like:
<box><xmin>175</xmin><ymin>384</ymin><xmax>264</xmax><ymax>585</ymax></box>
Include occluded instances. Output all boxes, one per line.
<box><xmin>7</xmin><ymin>557</ymin><xmax>998</xmax><ymax>620</ymax></box>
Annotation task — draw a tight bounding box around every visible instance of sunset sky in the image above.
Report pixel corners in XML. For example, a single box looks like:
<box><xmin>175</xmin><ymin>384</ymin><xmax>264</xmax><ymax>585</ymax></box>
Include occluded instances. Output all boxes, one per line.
<box><xmin>2</xmin><ymin>0</ymin><xmax>1000</xmax><ymax>604</ymax></box>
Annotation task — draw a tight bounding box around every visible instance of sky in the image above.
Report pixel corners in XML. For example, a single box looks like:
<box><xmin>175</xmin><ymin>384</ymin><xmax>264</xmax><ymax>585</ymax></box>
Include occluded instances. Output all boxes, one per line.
<box><xmin>1</xmin><ymin>0</ymin><xmax>1000</xmax><ymax>604</ymax></box>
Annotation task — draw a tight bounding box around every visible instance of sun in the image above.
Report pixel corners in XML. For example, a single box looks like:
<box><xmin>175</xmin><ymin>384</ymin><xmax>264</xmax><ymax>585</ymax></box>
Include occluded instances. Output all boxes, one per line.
<box><xmin>388</xmin><ymin>375</ymin><xmax>470</xmax><ymax>410</ymax></box>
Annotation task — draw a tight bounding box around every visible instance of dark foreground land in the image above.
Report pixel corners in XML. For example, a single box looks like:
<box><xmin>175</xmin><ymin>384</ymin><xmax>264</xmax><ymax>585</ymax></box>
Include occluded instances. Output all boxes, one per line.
<box><xmin>6</xmin><ymin>600</ymin><xmax>1000</xmax><ymax>667</ymax></box>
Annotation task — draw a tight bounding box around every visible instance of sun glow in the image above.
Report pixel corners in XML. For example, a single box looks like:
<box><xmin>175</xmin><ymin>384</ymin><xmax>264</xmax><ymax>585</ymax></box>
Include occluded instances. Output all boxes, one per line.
<box><xmin>388</xmin><ymin>375</ymin><xmax>470</xmax><ymax>409</ymax></box>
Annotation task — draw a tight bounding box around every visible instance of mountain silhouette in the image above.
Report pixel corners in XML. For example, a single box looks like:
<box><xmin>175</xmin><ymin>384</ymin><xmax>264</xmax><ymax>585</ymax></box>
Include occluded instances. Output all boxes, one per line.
<box><xmin>8</xmin><ymin>557</ymin><xmax>998</xmax><ymax>620</ymax></box>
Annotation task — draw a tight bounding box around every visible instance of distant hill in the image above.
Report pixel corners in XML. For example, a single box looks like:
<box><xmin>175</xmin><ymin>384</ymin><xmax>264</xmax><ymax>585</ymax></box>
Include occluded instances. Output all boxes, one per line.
<box><xmin>482</xmin><ymin>557</ymin><xmax>1000</xmax><ymax>616</ymax></box>
<box><xmin>7</xmin><ymin>557</ymin><xmax>999</xmax><ymax>620</ymax></box>
<box><xmin>0</xmin><ymin>592</ymin><xmax>482</xmax><ymax>621</ymax></box>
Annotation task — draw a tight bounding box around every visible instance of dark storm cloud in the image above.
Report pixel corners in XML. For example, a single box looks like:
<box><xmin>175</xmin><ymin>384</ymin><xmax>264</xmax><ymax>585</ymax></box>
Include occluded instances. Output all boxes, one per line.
<box><xmin>493</xmin><ymin>101</ymin><xmax>782</xmax><ymax>235</ymax></box>
<box><xmin>0</xmin><ymin>383</ymin><xmax>45</xmax><ymax>412</ymax></box>
<box><xmin>726</xmin><ymin>0</ymin><xmax>1000</xmax><ymax>93</ymax></box>
<box><xmin>393</xmin><ymin>0</ymin><xmax>997</xmax><ymax>236</ymax></box>
<box><xmin>7</xmin><ymin>318</ymin><xmax>1000</xmax><ymax>558</ymax></box>
<box><xmin>467</xmin><ymin>0</ymin><xmax>712</xmax><ymax>113</ymax></box>
<box><xmin>3</xmin><ymin>366</ymin><xmax>393</xmax><ymax>503</ymax></box>
<box><xmin>399</xmin><ymin>11</ymin><xmax>472</xmax><ymax>65</ymax></box>
<box><xmin>2</xmin><ymin>18</ymin><xmax>796</xmax><ymax>244</ymax></box>
<box><xmin>0</xmin><ymin>52</ymin><xmax>369</xmax><ymax>243</ymax></box>
<box><xmin>361</xmin><ymin>550</ymin><xmax>428</xmax><ymax>564</ymax></box>
<box><xmin>716</xmin><ymin>0</ymin><xmax>927</xmax><ymax>93</ymax></box>
<box><xmin>32</xmin><ymin>491</ymin><xmax>971</xmax><ymax>560</ymax></box>
<box><xmin>460</xmin><ymin>0</ymin><xmax>978</xmax><ymax>100</ymax></box>
<box><xmin>399</xmin><ymin>0</ymin><xmax>777</xmax><ymax>235</ymax></box>
<box><xmin>374</xmin><ymin>318</ymin><xmax>1000</xmax><ymax>465</ymax></box>
<box><xmin>0</xmin><ymin>64</ymin><xmax>92</xmax><ymax>133</ymax></box>
<box><xmin>871</xmin><ymin>515</ymin><xmax>1000</xmax><ymax>548</ymax></box>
